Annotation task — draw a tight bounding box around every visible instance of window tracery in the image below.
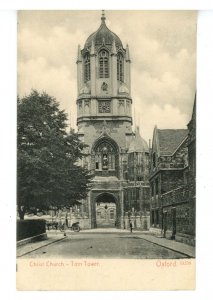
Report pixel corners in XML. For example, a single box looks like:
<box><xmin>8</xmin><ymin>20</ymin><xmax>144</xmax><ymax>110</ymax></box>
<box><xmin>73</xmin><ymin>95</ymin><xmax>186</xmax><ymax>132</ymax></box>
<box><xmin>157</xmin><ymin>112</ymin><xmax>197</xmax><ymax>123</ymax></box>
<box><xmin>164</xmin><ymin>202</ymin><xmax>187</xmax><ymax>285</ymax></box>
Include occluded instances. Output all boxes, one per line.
<box><xmin>117</xmin><ymin>53</ymin><xmax>124</xmax><ymax>82</ymax></box>
<box><xmin>94</xmin><ymin>141</ymin><xmax>117</xmax><ymax>171</ymax></box>
<box><xmin>84</xmin><ymin>53</ymin><xmax>90</xmax><ymax>82</ymax></box>
<box><xmin>99</xmin><ymin>50</ymin><xmax>109</xmax><ymax>78</ymax></box>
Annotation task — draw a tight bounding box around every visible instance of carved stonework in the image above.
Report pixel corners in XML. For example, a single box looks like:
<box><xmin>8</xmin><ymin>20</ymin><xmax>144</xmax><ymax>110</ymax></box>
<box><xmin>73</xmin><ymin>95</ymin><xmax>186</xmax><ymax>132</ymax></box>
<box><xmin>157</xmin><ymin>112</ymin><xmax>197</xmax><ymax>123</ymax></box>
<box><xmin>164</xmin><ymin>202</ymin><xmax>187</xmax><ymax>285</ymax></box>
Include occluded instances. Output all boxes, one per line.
<box><xmin>79</xmin><ymin>100</ymin><xmax>82</xmax><ymax>112</ymax></box>
<box><xmin>84</xmin><ymin>100</ymin><xmax>90</xmax><ymax>114</ymax></box>
<box><xmin>101</xmin><ymin>82</ymin><xmax>108</xmax><ymax>91</ymax></box>
<box><xmin>126</xmin><ymin>100</ymin><xmax>131</xmax><ymax>113</ymax></box>
<box><xmin>98</xmin><ymin>100</ymin><xmax>111</xmax><ymax>113</ymax></box>
<box><xmin>119</xmin><ymin>100</ymin><xmax>124</xmax><ymax>106</ymax></box>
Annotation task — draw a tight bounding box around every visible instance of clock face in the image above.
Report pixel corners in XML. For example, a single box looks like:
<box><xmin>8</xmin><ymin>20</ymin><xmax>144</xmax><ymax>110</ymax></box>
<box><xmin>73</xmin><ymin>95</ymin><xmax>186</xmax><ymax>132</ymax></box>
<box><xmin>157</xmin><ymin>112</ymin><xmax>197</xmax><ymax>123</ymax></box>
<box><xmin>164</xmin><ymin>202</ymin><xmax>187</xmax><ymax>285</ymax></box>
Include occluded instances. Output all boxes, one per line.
<box><xmin>99</xmin><ymin>101</ymin><xmax>111</xmax><ymax>113</ymax></box>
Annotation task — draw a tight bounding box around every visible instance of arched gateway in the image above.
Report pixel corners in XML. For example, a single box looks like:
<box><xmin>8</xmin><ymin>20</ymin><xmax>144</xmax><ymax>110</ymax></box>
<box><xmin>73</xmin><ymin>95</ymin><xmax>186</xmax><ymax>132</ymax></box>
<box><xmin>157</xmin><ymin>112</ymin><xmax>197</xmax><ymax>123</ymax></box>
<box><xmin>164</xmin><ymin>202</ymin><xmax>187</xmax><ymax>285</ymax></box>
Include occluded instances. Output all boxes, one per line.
<box><xmin>90</xmin><ymin>192</ymin><xmax>122</xmax><ymax>228</ymax></box>
<box><xmin>96</xmin><ymin>193</ymin><xmax>117</xmax><ymax>228</ymax></box>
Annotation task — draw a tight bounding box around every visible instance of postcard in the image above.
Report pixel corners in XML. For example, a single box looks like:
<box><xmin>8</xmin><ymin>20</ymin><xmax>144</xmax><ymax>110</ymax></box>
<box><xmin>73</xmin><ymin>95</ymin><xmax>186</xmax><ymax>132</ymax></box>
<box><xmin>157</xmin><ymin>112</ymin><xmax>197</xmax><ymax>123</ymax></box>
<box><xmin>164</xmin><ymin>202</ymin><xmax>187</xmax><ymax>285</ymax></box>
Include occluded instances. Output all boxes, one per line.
<box><xmin>16</xmin><ymin>10</ymin><xmax>196</xmax><ymax>290</ymax></box>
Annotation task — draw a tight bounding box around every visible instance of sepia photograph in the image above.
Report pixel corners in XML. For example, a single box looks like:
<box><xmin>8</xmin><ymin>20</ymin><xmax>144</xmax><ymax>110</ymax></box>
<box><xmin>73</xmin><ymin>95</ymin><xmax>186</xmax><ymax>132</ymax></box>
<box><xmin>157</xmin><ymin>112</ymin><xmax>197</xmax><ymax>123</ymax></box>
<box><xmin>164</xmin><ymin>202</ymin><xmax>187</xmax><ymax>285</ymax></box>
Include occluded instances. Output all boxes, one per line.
<box><xmin>16</xmin><ymin>10</ymin><xmax>196</xmax><ymax>290</ymax></box>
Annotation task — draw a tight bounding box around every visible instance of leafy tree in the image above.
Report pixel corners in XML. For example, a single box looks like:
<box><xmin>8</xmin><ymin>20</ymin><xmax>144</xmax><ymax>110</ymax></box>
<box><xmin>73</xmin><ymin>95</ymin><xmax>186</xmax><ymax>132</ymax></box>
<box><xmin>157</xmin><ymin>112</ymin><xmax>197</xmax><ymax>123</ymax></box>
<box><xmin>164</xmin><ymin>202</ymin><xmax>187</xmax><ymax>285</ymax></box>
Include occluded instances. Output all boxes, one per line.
<box><xmin>17</xmin><ymin>90</ymin><xmax>92</xmax><ymax>219</ymax></box>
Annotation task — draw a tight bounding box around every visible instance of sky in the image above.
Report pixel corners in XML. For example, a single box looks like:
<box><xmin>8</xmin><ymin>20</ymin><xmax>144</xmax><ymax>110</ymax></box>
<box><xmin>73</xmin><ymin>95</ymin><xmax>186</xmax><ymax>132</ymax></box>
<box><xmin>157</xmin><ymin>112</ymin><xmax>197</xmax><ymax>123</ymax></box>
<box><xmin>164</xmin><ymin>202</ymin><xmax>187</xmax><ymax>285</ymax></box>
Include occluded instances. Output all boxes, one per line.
<box><xmin>18</xmin><ymin>10</ymin><xmax>196</xmax><ymax>142</ymax></box>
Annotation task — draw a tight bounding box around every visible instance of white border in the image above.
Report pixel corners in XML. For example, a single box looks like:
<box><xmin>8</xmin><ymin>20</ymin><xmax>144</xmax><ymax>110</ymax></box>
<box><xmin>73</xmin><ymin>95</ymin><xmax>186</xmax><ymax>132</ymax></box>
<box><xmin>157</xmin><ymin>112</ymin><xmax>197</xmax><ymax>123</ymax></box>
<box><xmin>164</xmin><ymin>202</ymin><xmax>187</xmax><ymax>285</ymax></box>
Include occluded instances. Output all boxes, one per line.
<box><xmin>1</xmin><ymin>4</ymin><xmax>213</xmax><ymax>300</ymax></box>
<box><xmin>0</xmin><ymin>0</ymin><xmax>213</xmax><ymax>10</ymax></box>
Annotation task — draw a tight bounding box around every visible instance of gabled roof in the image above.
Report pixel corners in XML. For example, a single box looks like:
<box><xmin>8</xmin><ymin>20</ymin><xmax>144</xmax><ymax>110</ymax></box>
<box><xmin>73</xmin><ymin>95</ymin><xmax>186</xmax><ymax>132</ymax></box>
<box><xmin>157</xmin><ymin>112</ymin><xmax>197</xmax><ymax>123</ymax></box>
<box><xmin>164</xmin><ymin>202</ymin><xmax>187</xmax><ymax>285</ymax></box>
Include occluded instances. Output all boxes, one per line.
<box><xmin>157</xmin><ymin>129</ymin><xmax>188</xmax><ymax>155</ymax></box>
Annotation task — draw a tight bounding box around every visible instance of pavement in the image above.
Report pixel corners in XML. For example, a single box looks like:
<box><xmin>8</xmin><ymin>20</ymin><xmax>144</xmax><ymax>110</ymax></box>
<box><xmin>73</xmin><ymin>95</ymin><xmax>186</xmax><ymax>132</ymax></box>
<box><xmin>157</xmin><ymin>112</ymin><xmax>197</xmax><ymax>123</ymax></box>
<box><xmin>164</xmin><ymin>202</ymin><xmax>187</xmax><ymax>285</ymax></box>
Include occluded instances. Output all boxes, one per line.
<box><xmin>16</xmin><ymin>228</ymin><xmax>195</xmax><ymax>258</ymax></box>
<box><xmin>17</xmin><ymin>231</ymin><xmax>66</xmax><ymax>258</ymax></box>
<box><xmin>137</xmin><ymin>232</ymin><xmax>195</xmax><ymax>258</ymax></box>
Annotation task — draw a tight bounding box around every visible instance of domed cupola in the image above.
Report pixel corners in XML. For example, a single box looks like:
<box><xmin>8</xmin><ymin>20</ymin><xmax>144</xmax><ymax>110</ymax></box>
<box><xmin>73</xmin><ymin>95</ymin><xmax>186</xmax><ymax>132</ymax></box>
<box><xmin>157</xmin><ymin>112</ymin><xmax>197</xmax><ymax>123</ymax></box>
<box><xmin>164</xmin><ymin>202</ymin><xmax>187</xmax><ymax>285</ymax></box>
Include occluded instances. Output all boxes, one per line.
<box><xmin>76</xmin><ymin>10</ymin><xmax>132</xmax><ymax>129</ymax></box>
<box><xmin>128</xmin><ymin>127</ymin><xmax>149</xmax><ymax>153</ymax></box>
<box><xmin>84</xmin><ymin>11</ymin><xmax>123</xmax><ymax>50</ymax></box>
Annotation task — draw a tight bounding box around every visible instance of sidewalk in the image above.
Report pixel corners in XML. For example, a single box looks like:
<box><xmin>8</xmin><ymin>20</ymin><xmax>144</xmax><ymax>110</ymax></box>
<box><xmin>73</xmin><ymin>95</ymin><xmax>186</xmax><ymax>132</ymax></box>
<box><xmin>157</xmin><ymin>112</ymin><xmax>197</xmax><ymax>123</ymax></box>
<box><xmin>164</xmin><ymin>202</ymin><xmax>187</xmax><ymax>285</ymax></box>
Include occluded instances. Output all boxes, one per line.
<box><xmin>135</xmin><ymin>233</ymin><xmax>195</xmax><ymax>258</ymax></box>
<box><xmin>17</xmin><ymin>231</ymin><xmax>67</xmax><ymax>258</ymax></box>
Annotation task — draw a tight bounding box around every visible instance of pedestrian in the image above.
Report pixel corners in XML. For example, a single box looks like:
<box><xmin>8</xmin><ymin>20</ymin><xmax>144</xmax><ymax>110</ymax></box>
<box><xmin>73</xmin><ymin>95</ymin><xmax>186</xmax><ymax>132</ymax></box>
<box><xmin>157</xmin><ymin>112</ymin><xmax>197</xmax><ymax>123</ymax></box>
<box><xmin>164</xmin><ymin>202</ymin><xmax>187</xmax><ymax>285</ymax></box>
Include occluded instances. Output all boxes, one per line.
<box><xmin>129</xmin><ymin>220</ymin><xmax>133</xmax><ymax>233</ymax></box>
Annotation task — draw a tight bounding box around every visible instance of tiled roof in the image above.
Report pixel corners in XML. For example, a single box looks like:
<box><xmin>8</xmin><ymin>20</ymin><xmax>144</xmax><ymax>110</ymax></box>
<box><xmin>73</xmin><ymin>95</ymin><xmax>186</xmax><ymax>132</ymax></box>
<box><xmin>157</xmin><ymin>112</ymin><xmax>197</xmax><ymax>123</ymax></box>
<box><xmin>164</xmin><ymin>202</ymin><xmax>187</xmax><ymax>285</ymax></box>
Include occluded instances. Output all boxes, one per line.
<box><xmin>157</xmin><ymin>129</ymin><xmax>188</xmax><ymax>155</ymax></box>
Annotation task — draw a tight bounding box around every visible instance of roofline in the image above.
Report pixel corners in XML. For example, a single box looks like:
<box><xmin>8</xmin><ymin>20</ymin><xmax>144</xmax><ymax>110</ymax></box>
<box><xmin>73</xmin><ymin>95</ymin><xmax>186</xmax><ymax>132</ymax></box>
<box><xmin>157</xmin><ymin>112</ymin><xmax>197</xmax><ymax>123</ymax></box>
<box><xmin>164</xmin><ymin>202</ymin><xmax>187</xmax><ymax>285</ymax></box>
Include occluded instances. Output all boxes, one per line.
<box><xmin>155</xmin><ymin>128</ymin><xmax>188</xmax><ymax>156</ymax></box>
<box><xmin>170</xmin><ymin>135</ymin><xmax>188</xmax><ymax>156</ymax></box>
<box><xmin>149</xmin><ymin>167</ymin><xmax>186</xmax><ymax>180</ymax></box>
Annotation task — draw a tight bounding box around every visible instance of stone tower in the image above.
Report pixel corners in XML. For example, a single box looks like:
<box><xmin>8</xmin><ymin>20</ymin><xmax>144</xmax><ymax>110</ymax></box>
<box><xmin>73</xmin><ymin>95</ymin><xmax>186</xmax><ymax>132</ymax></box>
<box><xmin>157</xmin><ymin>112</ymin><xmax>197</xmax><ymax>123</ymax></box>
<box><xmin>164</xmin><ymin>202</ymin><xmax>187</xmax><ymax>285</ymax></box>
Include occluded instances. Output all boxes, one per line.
<box><xmin>76</xmin><ymin>12</ymin><xmax>149</xmax><ymax>229</ymax></box>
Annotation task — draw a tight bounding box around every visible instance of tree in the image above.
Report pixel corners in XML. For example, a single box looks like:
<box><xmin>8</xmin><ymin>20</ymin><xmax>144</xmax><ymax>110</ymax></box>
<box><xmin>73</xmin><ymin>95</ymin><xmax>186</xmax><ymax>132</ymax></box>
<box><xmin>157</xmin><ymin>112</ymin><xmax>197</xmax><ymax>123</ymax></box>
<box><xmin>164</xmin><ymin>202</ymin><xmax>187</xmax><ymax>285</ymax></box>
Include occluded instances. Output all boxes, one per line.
<box><xmin>17</xmin><ymin>90</ymin><xmax>92</xmax><ymax>219</ymax></box>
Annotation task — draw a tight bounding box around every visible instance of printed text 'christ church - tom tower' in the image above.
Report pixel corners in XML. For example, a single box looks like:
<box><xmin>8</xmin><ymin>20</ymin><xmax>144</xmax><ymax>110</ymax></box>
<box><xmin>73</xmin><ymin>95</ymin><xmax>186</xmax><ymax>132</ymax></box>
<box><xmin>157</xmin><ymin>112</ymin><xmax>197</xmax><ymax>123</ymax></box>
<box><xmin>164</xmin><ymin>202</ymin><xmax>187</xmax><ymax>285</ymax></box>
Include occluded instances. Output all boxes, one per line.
<box><xmin>76</xmin><ymin>12</ymin><xmax>150</xmax><ymax>229</ymax></box>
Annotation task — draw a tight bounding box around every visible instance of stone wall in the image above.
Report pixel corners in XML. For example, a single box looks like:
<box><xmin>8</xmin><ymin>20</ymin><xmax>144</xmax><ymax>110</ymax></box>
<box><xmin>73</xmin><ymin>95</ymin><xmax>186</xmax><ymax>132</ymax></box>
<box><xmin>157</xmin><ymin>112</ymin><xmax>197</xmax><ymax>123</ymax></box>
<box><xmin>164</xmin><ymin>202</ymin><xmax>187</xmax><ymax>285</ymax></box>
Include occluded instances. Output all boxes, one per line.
<box><xmin>123</xmin><ymin>214</ymin><xmax>150</xmax><ymax>231</ymax></box>
<box><xmin>161</xmin><ymin>183</ymin><xmax>195</xmax><ymax>237</ymax></box>
<box><xmin>161</xmin><ymin>170</ymin><xmax>185</xmax><ymax>194</ymax></box>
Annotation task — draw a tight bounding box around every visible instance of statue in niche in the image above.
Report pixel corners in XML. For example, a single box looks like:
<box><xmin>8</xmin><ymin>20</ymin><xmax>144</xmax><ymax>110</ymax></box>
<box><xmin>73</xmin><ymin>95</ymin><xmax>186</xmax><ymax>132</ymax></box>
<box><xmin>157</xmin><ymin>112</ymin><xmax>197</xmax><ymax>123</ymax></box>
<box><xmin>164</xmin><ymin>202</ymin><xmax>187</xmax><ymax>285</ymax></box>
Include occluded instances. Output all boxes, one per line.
<box><xmin>102</xmin><ymin>146</ymin><xmax>108</xmax><ymax>169</ymax></box>
<box><xmin>101</xmin><ymin>82</ymin><xmax>108</xmax><ymax>91</ymax></box>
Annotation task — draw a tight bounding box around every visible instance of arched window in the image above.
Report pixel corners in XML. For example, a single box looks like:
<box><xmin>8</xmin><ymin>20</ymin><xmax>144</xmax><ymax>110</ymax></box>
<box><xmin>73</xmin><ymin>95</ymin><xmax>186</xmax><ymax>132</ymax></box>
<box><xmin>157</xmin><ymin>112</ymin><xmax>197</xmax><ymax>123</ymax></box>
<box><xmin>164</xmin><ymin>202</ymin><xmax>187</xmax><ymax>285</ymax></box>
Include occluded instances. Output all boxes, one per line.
<box><xmin>99</xmin><ymin>50</ymin><xmax>109</xmax><ymax>78</ymax></box>
<box><xmin>95</xmin><ymin>143</ymin><xmax>115</xmax><ymax>171</ymax></box>
<box><xmin>117</xmin><ymin>53</ymin><xmax>124</xmax><ymax>82</ymax></box>
<box><xmin>93</xmin><ymin>138</ymin><xmax>119</xmax><ymax>177</ymax></box>
<box><xmin>84</xmin><ymin>53</ymin><xmax>90</xmax><ymax>82</ymax></box>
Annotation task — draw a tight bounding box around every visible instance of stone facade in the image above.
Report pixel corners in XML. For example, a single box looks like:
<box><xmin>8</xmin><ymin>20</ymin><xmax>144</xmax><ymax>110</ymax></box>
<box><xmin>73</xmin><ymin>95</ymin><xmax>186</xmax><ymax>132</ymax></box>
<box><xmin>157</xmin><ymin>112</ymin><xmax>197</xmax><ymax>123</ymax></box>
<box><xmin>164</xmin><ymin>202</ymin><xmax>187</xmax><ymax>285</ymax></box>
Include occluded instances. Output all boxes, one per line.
<box><xmin>75</xmin><ymin>12</ymin><xmax>150</xmax><ymax>229</ymax></box>
<box><xmin>149</xmin><ymin>127</ymin><xmax>188</xmax><ymax>232</ymax></box>
<box><xmin>149</xmin><ymin>98</ymin><xmax>196</xmax><ymax>245</ymax></box>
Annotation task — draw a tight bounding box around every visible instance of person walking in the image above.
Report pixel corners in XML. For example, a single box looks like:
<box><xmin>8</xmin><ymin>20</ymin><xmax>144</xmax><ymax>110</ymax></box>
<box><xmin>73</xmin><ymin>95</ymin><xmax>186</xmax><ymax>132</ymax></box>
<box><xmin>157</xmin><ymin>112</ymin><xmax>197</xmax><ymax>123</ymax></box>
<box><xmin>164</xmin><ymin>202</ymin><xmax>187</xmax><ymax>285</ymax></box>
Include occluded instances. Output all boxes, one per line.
<box><xmin>129</xmin><ymin>220</ymin><xmax>133</xmax><ymax>233</ymax></box>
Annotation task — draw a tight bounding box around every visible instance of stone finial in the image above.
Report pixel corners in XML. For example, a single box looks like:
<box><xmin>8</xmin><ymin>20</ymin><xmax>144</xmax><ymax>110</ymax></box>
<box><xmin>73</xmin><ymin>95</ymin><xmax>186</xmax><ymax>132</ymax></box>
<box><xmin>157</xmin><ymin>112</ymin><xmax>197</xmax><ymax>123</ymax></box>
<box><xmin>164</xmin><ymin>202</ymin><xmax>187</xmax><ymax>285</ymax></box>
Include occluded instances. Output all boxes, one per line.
<box><xmin>77</xmin><ymin>45</ymin><xmax>82</xmax><ymax>62</ymax></box>
<box><xmin>126</xmin><ymin>44</ymin><xmax>131</xmax><ymax>61</ymax></box>
<box><xmin>101</xmin><ymin>10</ymin><xmax>106</xmax><ymax>23</ymax></box>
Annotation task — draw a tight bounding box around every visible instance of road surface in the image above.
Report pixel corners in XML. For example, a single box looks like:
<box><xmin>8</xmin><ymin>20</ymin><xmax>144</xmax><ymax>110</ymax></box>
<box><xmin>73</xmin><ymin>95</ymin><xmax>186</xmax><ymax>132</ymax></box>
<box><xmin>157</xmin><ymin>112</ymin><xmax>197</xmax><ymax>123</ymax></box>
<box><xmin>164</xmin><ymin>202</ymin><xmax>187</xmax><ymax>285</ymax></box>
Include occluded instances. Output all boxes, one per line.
<box><xmin>23</xmin><ymin>230</ymin><xmax>188</xmax><ymax>259</ymax></box>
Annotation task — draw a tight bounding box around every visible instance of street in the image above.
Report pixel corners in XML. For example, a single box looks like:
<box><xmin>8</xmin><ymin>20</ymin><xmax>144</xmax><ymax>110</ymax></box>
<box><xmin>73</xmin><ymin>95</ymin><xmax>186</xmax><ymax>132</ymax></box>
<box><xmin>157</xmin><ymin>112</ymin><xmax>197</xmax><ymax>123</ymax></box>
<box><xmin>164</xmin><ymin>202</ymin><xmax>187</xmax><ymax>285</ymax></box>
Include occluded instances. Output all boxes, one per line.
<box><xmin>22</xmin><ymin>230</ymin><xmax>188</xmax><ymax>259</ymax></box>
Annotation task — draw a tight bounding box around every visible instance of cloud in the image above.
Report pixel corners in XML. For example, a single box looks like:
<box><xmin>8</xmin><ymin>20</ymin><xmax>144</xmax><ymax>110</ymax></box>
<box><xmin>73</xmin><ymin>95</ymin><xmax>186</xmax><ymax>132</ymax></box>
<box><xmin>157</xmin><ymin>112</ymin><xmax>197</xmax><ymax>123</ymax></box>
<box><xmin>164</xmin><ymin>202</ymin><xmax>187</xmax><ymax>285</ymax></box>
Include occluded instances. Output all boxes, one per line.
<box><xmin>18</xmin><ymin>57</ymin><xmax>77</xmax><ymax>128</ymax></box>
<box><xmin>135</xmin><ymin>103</ymin><xmax>188</xmax><ymax>142</ymax></box>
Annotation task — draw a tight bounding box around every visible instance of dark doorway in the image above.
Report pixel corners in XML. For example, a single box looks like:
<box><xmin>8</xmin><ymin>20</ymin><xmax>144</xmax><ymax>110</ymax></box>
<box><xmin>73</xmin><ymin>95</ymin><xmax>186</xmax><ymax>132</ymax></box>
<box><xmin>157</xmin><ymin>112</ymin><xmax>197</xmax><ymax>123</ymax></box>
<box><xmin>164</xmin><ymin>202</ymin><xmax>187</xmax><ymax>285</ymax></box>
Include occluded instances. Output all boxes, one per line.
<box><xmin>95</xmin><ymin>193</ymin><xmax>117</xmax><ymax>228</ymax></box>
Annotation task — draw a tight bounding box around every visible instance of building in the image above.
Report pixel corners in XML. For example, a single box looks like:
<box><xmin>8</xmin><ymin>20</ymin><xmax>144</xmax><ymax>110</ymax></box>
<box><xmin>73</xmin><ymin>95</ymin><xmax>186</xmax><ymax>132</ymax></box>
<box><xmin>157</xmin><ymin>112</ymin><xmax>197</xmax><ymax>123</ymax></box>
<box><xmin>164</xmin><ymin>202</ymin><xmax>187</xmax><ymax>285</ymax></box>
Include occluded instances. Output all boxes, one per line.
<box><xmin>73</xmin><ymin>12</ymin><xmax>150</xmax><ymax>229</ymax></box>
<box><xmin>123</xmin><ymin>127</ymin><xmax>150</xmax><ymax>229</ymax></box>
<box><xmin>149</xmin><ymin>97</ymin><xmax>196</xmax><ymax>245</ymax></box>
<box><xmin>149</xmin><ymin>127</ymin><xmax>188</xmax><ymax>235</ymax></box>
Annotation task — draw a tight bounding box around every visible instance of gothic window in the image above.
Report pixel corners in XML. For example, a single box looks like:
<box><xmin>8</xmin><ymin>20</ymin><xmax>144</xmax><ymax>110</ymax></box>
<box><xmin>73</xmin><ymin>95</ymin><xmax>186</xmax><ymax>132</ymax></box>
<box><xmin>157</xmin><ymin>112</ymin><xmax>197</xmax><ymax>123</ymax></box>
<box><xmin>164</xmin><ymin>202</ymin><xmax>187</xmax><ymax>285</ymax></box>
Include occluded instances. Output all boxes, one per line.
<box><xmin>117</xmin><ymin>53</ymin><xmax>124</xmax><ymax>82</ymax></box>
<box><xmin>99</xmin><ymin>50</ymin><xmax>109</xmax><ymax>78</ymax></box>
<box><xmin>95</xmin><ymin>153</ymin><xmax>101</xmax><ymax>170</ymax></box>
<box><xmin>94</xmin><ymin>140</ymin><xmax>118</xmax><ymax>173</ymax></box>
<box><xmin>84</xmin><ymin>53</ymin><xmax>90</xmax><ymax>82</ymax></box>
